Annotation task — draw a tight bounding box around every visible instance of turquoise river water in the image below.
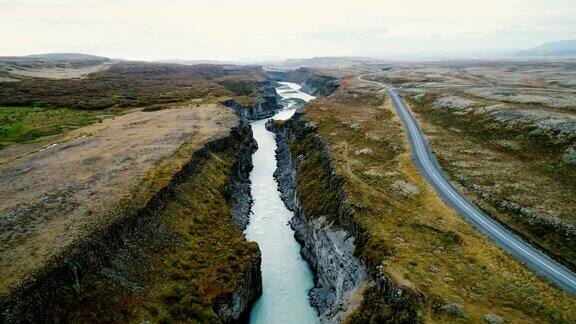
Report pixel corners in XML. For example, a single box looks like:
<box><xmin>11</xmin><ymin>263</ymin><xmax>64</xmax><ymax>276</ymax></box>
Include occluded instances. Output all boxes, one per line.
<box><xmin>245</xmin><ymin>82</ymin><xmax>319</xmax><ymax>324</ymax></box>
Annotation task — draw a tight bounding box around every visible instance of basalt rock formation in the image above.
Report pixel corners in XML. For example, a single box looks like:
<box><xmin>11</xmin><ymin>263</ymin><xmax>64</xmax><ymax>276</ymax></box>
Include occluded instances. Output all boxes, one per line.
<box><xmin>224</xmin><ymin>81</ymin><xmax>281</xmax><ymax>120</ymax></box>
<box><xmin>267</xmin><ymin>117</ymin><xmax>366</xmax><ymax>322</ymax></box>
<box><xmin>269</xmin><ymin>114</ymin><xmax>426</xmax><ymax>323</ymax></box>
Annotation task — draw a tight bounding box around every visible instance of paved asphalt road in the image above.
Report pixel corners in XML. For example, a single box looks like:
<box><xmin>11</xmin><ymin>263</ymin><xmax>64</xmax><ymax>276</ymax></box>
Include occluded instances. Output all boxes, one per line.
<box><xmin>358</xmin><ymin>75</ymin><xmax>576</xmax><ymax>295</ymax></box>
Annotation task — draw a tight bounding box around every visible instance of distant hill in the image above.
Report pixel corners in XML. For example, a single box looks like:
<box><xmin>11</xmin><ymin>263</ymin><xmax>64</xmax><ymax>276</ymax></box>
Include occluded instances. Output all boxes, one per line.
<box><xmin>159</xmin><ymin>59</ymin><xmax>241</xmax><ymax>65</ymax></box>
<box><xmin>158</xmin><ymin>59</ymin><xmax>286</xmax><ymax>66</ymax></box>
<box><xmin>275</xmin><ymin>56</ymin><xmax>385</xmax><ymax>69</ymax></box>
<box><xmin>517</xmin><ymin>40</ymin><xmax>576</xmax><ymax>57</ymax></box>
<box><xmin>0</xmin><ymin>53</ymin><xmax>110</xmax><ymax>63</ymax></box>
<box><xmin>26</xmin><ymin>53</ymin><xmax>109</xmax><ymax>61</ymax></box>
<box><xmin>0</xmin><ymin>53</ymin><xmax>112</xmax><ymax>81</ymax></box>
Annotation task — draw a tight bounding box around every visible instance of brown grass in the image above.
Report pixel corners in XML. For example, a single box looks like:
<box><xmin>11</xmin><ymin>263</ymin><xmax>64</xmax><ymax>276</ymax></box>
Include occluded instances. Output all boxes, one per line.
<box><xmin>0</xmin><ymin>104</ymin><xmax>237</xmax><ymax>302</ymax></box>
<box><xmin>299</xmin><ymin>78</ymin><xmax>576</xmax><ymax>322</ymax></box>
<box><xmin>51</xmin><ymin>144</ymin><xmax>259</xmax><ymax>322</ymax></box>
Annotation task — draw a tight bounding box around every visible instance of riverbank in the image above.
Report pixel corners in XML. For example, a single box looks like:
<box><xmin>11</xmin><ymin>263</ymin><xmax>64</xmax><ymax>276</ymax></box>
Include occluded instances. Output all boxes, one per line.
<box><xmin>269</xmin><ymin>117</ymin><xmax>368</xmax><ymax>322</ymax></box>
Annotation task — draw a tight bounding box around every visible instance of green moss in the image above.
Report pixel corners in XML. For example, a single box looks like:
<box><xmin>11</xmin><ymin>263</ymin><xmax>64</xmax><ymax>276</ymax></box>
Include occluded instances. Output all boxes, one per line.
<box><xmin>348</xmin><ymin>287</ymin><xmax>414</xmax><ymax>324</ymax></box>
<box><xmin>291</xmin><ymin>138</ymin><xmax>340</xmax><ymax>222</ymax></box>
<box><xmin>0</xmin><ymin>106</ymin><xmax>119</xmax><ymax>148</ymax></box>
<box><xmin>358</xmin><ymin>237</ymin><xmax>395</xmax><ymax>269</ymax></box>
<box><xmin>143</xmin><ymin>148</ymin><xmax>259</xmax><ymax>321</ymax></box>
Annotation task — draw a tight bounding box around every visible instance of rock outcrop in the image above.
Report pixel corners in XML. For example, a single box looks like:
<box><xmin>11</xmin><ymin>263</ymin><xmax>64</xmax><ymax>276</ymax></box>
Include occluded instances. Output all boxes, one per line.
<box><xmin>226</xmin><ymin>122</ymin><xmax>258</xmax><ymax>230</ymax></box>
<box><xmin>215</xmin><ymin>253</ymin><xmax>262</xmax><ymax>323</ymax></box>
<box><xmin>299</xmin><ymin>75</ymin><xmax>340</xmax><ymax>98</ymax></box>
<box><xmin>218</xmin><ymin>123</ymin><xmax>262</xmax><ymax>322</ymax></box>
<box><xmin>225</xmin><ymin>81</ymin><xmax>281</xmax><ymax>120</ymax></box>
<box><xmin>269</xmin><ymin>115</ymin><xmax>427</xmax><ymax>323</ymax></box>
<box><xmin>270</xmin><ymin>68</ymin><xmax>339</xmax><ymax>97</ymax></box>
<box><xmin>268</xmin><ymin>117</ymin><xmax>366</xmax><ymax>322</ymax></box>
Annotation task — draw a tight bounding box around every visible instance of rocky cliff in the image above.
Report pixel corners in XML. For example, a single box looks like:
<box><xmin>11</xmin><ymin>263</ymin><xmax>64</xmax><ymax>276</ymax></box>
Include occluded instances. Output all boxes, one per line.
<box><xmin>217</xmin><ymin>123</ymin><xmax>262</xmax><ymax>322</ymax></box>
<box><xmin>270</xmin><ymin>68</ymin><xmax>339</xmax><ymax>97</ymax></box>
<box><xmin>267</xmin><ymin>117</ymin><xmax>366</xmax><ymax>322</ymax></box>
<box><xmin>226</xmin><ymin>122</ymin><xmax>258</xmax><ymax>230</ymax></box>
<box><xmin>269</xmin><ymin>115</ymin><xmax>426</xmax><ymax>323</ymax></box>
<box><xmin>1</xmin><ymin>123</ymin><xmax>261</xmax><ymax>323</ymax></box>
<box><xmin>225</xmin><ymin>81</ymin><xmax>281</xmax><ymax>120</ymax></box>
<box><xmin>215</xmin><ymin>255</ymin><xmax>262</xmax><ymax>323</ymax></box>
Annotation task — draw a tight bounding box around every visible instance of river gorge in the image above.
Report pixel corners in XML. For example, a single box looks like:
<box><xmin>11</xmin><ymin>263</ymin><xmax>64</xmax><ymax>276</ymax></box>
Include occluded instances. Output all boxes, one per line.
<box><xmin>245</xmin><ymin>82</ymin><xmax>318</xmax><ymax>323</ymax></box>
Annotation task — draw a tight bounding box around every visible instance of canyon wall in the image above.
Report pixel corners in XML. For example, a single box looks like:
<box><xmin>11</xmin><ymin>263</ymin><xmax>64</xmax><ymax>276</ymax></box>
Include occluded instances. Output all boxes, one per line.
<box><xmin>268</xmin><ymin>117</ymin><xmax>366</xmax><ymax>322</ymax></box>
<box><xmin>269</xmin><ymin>115</ymin><xmax>426</xmax><ymax>323</ymax></box>
<box><xmin>269</xmin><ymin>68</ymin><xmax>339</xmax><ymax>97</ymax></box>
<box><xmin>1</xmin><ymin>123</ymin><xmax>261</xmax><ymax>323</ymax></box>
<box><xmin>224</xmin><ymin>81</ymin><xmax>281</xmax><ymax>120</ymax></box>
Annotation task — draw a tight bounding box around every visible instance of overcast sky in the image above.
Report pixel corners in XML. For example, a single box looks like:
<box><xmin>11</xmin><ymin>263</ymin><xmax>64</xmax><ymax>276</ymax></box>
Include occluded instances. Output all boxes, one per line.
<box><xmin>1</xmin><ymin>0</ymin><xmax>575</xmax><ymax>60</ymax></box>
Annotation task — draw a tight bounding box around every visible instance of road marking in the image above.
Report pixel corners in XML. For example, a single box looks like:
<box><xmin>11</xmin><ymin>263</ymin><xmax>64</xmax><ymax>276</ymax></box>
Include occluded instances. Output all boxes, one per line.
<box><xmin>358</xmin><ymin>75</ymin><xmax>576</xmax><ymax>291</ymax></box>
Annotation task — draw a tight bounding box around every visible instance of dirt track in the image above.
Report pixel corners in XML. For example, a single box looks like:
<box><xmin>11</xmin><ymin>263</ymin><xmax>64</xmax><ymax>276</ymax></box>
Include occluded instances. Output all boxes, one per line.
<box><xmin>0</xmin><ymin>104</ymin><xmax>237</xmax><ymax>298</ymax></box>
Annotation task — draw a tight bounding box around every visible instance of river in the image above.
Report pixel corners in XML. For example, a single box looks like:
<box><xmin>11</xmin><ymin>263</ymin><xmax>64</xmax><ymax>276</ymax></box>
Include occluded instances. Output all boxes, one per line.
<box><xmin>244</xmin><ymin>82</ymin><xmax>318</xmax><ymax>323</ymax></box>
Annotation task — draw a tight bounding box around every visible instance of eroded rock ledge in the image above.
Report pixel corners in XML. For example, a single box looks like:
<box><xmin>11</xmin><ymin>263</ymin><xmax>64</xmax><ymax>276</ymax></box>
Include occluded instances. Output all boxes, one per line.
<box><xmin>269</xmin><ymin>68</ymin><xmax>340</xmax><ymax>98</ymax></box>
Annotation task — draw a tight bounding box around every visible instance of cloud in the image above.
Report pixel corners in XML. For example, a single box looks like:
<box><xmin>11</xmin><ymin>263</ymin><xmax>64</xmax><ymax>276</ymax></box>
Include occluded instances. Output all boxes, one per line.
<box><xmin>0</xmin><ymin>0</ymin><xmax>575</xmax><ymax>59</ymax></box>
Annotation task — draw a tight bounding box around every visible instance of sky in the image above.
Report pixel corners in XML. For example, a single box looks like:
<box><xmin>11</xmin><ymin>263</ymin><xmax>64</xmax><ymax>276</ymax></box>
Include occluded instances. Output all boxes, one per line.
<box><xmin>1</xmin><ymin>0</ymin><xmax>575</xmax><ymax>61</ymax></box>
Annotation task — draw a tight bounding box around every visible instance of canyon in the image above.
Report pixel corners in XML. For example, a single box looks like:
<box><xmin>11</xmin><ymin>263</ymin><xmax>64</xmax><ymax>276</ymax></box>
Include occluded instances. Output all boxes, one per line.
<box><xmin>1</xmin><ymin>57</ymin><xmax>575</xmax><ymax>323</ymax></box>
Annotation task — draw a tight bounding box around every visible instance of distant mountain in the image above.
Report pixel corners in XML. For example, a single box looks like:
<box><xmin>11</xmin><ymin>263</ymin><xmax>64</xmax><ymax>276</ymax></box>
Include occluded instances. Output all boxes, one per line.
<box><xmin>158</xmin><ymin>58</ymin><xmax>285</xmax><ymax>66</ymax></box>
<box><xmin>517</xmin><ymin>40</ymin><xmax>576</xmax><ymax>57</ymax></box>
<box><xmin>159</xmin><ymin>59</ymin><xmax>239</xmax><ymax>65</ymax></box>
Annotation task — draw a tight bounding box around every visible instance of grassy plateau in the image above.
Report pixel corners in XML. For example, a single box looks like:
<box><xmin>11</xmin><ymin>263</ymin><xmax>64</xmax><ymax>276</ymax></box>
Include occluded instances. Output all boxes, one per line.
<box><xmin>288</xmin><ymin>77</ymin><xmax>576</xmax><ymax>322</ymax></box>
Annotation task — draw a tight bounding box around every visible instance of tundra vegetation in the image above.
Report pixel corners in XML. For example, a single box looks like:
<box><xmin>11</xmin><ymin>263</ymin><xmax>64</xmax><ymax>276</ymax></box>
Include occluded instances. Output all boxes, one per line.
<box><xmin>0</xmin><ymin>61</ymin><xmax>270</xmax><ymax>110</ymax></box>
<box><xmin>0</xmin><ymin>59</ymin><xmax>264</xmax><ymax>322</ymax></box>
<box><xmin>0</xmin><ymin>61</ymin><xmax>272</xmax><ymax>149</ymax></box>
<box><xmin>368</xmin><ymin>61</ymin><xmax>576</xmax><ymax>270</ymax></box>
<box><xmin>286</xmin><ymin>76</ymin><xmax>576</xmax><ymax>322</ymax></box>
<box><xmin>50</xmin><ymin>142</ymin><xmax>260</xmax><ymax>322</ymax></box>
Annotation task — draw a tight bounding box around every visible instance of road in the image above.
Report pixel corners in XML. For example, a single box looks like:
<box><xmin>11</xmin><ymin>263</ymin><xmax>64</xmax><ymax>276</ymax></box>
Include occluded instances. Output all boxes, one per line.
<box><xmin>357</xmin><ymin>74</ymin><xmax>576</xmax><ymax>295</ymax></box>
